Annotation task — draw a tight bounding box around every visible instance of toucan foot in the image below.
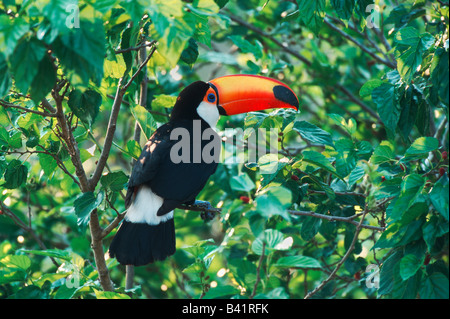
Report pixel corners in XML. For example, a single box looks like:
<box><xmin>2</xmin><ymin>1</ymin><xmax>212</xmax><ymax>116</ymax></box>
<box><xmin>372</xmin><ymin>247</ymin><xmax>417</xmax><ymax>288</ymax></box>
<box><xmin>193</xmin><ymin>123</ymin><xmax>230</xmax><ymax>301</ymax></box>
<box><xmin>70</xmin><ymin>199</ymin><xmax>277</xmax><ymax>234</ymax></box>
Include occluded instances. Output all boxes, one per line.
<box><xmin>193</xmin><ymin>200</ymin><xmax>216</xmax><ymax>222</ymax></box>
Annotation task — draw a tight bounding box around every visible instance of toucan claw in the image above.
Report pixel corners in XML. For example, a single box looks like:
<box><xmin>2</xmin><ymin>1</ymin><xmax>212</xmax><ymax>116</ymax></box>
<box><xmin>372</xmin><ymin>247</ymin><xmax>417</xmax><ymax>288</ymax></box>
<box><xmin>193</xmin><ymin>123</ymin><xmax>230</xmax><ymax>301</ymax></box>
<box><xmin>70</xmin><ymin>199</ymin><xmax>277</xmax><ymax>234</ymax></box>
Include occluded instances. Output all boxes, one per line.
<box><xmin>192</xmin><ymin>200</ymin><xmax>217</xmax><ymax>222</ymax></box>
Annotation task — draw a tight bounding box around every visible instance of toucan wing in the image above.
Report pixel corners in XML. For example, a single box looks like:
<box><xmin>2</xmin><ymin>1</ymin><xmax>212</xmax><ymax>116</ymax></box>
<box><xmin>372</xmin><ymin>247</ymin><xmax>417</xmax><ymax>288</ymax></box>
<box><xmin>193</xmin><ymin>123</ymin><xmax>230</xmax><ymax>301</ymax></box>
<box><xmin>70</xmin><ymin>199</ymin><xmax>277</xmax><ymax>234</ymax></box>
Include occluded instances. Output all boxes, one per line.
<box><xmin>125</xmin><ymin>123</ymin><xmax>175</xmax><ymax>207</ymax></box>
<box><xmin>126</xmin><ymin>121</ymin><xmax>219</xmax><ymax>213</ymax></box>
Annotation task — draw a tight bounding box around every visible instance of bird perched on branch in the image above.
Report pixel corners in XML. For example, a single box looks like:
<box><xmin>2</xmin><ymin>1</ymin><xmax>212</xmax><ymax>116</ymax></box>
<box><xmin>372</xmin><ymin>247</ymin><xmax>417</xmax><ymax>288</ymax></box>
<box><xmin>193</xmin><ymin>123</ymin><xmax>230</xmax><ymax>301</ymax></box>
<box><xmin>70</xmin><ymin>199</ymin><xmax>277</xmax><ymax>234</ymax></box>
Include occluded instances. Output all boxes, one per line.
<box><xmin>108</xmin><ymin>75</ymin><xmax>299</xmax><ymax>266</ymax></box>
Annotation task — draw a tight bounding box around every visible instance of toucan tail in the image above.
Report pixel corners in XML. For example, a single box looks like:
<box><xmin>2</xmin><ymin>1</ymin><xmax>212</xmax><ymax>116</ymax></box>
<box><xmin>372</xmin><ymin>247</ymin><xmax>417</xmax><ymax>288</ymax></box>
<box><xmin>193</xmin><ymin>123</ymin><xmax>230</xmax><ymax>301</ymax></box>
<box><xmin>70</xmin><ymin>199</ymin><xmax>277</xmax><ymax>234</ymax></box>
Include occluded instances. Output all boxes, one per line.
<box><xmin>108</xmin><ymin>185</ymin><xmax>176</xmax><ymax>266</ymax></box>
<box><xmin>108</xmin><ymin>219</ymin><xmax>175</xmax><ymax>266</ymax></box>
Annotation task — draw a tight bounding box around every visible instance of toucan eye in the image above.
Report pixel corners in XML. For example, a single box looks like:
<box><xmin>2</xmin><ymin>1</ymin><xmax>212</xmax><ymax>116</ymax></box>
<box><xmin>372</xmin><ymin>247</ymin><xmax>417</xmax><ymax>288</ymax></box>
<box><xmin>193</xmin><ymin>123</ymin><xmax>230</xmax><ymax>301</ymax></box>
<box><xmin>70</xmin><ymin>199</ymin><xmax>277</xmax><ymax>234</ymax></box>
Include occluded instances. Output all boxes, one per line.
<box><xmin>207</xmin><ymin>93</ymin><xmax>216</xmax><ymax>103</ymax></box>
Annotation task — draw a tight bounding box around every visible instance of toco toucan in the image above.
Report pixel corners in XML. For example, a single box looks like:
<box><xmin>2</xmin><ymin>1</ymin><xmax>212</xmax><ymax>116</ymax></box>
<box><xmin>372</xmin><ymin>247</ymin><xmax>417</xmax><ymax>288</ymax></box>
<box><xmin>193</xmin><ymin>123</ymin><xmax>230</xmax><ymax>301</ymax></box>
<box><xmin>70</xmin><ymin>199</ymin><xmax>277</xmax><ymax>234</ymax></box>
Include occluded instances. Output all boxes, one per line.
<box><xmin>108</xmin><ymin>74</ymin><xmax>299</xmax><ymax>266</ymax></box>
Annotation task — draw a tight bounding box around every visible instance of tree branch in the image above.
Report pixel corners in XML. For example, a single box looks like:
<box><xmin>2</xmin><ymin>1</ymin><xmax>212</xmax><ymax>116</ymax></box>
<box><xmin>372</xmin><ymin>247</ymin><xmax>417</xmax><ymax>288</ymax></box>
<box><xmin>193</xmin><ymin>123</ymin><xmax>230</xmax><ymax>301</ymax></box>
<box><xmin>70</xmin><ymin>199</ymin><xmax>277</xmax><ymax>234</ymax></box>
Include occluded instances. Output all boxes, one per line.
<box><xmin>177</xmin><ymin>204</ymin><xmax>384</xmax><ymax>232</ymax></box>
<box><xmin>0</xmin><ymin>99</ymin><xmax>58</xmax><ymax>117</ymax></box>
<box><xmin>51</xmin><ymin>84</ymin><xmax>90</xmax><ymax>191</ymax></box>
<box><xmin>115</xmin><ymin>40</ymin><xmax>157</xmax><ymax>54</ymax></box>
<box><xmin>0</xmin><ymin>203</ymin><xmax>60</xmax><ymax>267</ymax></box>
<box><xmin>225</xmin><ymin>11</ymin><xmax>312</xmax><ymax>67</ymax></box>
<box><xmin>323</xmin><ymin>18</ymin><xmax>396</xmax><ymax>69</ymax></box>
<box><xmin>90</xmin><ymin>42</ymin><xmax>157</xmax><ymax>189</ymax></box>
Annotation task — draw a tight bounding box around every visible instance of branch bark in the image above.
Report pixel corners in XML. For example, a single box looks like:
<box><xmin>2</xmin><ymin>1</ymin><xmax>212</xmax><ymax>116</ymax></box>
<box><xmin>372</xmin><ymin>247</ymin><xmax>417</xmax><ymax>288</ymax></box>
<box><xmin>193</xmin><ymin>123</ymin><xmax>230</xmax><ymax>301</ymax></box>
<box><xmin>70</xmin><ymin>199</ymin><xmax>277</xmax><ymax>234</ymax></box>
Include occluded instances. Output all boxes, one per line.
<box><xmin>323</xmin><ymin>17</ymin><xmax>397</xmax><ymax>69</ymax></box>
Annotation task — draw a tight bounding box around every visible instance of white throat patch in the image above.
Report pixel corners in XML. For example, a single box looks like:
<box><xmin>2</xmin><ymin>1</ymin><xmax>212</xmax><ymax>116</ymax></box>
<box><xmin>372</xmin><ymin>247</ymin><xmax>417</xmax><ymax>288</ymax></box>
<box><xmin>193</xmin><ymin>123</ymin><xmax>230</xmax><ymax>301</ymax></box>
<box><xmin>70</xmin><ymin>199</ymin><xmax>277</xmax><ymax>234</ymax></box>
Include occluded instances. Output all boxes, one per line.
<box><xmin>197</xmin><ymin>101</ymin><xmax>220</xmax><ymax>129</ymax></box>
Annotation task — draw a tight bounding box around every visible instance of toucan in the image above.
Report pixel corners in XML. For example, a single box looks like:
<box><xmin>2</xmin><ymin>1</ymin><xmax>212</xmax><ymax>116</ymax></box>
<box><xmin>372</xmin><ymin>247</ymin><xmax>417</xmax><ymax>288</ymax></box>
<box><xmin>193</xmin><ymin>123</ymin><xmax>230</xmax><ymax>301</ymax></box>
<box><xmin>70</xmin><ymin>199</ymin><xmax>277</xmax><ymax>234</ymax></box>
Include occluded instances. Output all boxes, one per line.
<box><xmin>108</xmin><ymin>74</ymin><xmax>299</xmax><ymax>266</ymax></box>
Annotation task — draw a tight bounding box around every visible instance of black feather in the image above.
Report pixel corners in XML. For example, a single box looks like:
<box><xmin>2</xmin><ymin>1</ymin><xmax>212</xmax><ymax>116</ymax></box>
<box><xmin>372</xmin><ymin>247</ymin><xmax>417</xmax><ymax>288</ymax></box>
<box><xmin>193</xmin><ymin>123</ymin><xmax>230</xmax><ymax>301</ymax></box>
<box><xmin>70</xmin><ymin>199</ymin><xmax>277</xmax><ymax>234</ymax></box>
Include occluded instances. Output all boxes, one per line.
<box><xmin>109</xmin><ymin>219</ymin><xmax>175</xmax><ymax>266</ymax></box>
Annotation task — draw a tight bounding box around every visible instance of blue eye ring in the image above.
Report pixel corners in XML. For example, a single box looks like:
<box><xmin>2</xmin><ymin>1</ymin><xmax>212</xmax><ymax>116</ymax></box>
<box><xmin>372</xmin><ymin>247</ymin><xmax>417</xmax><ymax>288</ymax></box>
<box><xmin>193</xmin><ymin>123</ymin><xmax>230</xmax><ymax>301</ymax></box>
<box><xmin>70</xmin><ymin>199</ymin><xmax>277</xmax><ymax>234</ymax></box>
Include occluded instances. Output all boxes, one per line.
<box><xmin>207</xmin><ymin>93</ymin><xmax>216</xmax><ymax>103</ymax></box>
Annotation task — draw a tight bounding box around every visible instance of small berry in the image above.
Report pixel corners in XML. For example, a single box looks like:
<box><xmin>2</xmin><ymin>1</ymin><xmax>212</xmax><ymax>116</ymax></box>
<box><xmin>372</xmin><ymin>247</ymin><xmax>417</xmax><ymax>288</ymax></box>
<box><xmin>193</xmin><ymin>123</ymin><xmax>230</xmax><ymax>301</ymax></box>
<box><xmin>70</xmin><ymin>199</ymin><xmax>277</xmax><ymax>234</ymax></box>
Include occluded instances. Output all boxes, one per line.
<box><xmin>439</xmin><ymin>167</ymin><xmax>446</xmax><ymax>177</ymax></box>
<box><xmin>291</xmin><ymin>175</ymin><xmax>300</xmax><ymax>181</ymax></box>
<box><xmin>442</xmin><ymin>151</ymin><xmax>448</xmax><ymax>160</ymax></box>
<box><xmin>278</xmin><ymin>132</ymin><xmax>283</xmax><ymax>136</ymax></box>
<box><xmin>400</xmin><ymin>163</ymin><xmax>406</xmax><ymax>172</ymax></box>
<box><xmin>424</xmin><ymin>254</ymin><xmax>431</xmax><ymax>266</ymax></box>
<box><xmin>240</xmin><ymin>196</ymin><xmax>250</xmax><ymax>204</ymax></box>
<box><xmin>381</xmin><ymin>176</ymin><xmax>386</xmax><ymax>182</ymax></box>
<box><xmin>0</xmin><ymin>210</ymin><xmax>3</xmax><ymax>215</ymax></box>
<box><xmin>354</xmin><ymin>272</ymin><xmax>361</xmax><ymax>280</ymax></box>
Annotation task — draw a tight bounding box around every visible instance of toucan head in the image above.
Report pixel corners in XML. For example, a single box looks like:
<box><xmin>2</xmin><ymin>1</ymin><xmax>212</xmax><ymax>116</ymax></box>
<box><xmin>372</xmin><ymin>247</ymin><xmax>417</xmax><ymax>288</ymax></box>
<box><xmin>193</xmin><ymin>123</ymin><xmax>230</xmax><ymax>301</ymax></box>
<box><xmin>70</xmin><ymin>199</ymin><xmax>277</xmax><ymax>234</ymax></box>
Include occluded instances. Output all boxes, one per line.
<box><xmin>169</xmin><ymin>74</ymin><xmax>299</xmax><ymax>128</ymax></box>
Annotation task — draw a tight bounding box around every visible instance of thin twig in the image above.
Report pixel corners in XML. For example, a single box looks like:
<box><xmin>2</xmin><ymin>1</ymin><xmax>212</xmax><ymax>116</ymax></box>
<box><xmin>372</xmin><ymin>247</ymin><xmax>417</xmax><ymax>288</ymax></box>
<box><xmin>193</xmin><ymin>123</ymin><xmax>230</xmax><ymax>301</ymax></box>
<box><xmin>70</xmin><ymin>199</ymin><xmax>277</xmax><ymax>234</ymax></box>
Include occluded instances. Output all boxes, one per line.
<box><xmin>0</xmin><ymin>100</ymin><xmax>58</xmax><ymax>117</ymax></box>
<box><xmin>114</xmin><ymin>40</ymin><xmax>157</xmax><ymax>54</ymax></box>
<box><xmin>0</xmin><ymin>203</ymin><xmax>60</xmax><ymax>267</ymax></box>
<box><xmin>323</xmin><ymin>17</ymin><xmax>396</xmax><ymax>69</ymax></box>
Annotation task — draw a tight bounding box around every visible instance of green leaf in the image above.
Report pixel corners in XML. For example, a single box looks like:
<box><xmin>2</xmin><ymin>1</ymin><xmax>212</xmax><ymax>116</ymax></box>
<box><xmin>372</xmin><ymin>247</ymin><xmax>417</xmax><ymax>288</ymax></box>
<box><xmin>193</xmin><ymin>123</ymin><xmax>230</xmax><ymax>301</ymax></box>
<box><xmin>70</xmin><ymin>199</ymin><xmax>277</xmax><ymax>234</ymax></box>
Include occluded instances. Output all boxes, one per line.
<box><xmin>328</xmin><ymin>114</ymin><xmax>357</xmax><ymax>136</ymax></box>
<box><xmin>67</xmin><ymin>89</ymin><xmax>102</xmax><ymax>127</ymax></box>
<box><xmin>275</xmin><ymin>255</ymin><xmax>321</xmax><ymax>269</ymax></box>
<box><xmin>257</xmin><ymin>153</ymin><xmax>279</xmax><ymax>175</ymax></box>
<box><xmin>147</xmin><ymin>1</ymin><xmax>195</xmax><ymax>67</ymax></box>
<box><xmin>0</xmin><ymin>53</ymin><xmax>12</xmax><ymax>98</ymax></box>
<box><xmin>371</xmin><ymin>141</ymin><xmax>395</xmax><ymax>164</ymax></box>
<box><xmin>42</xmin><ymin>0</ymin><xmax>79</xmax><ymax>33</ymax></box>
<box><xmin>379</xmin><ymin>250</ymin><xmax>402</xmax><ymax>296</ymax></box>
<box><xmin>189</xmin><ymin>0</ymin><xmax>220</xmax><ymax>16</ymax></box>
<box><xmin>229</xmin><ymin>35</ymin><xmax>263</xmax><ymax>60</ymax></box>
<box><xmin>151</xmin><ymin>94</ymin><xmax>178</xmax><ymax>109</ymax></box>
<box><xmin>203</xmin><ymin>285</ymin><xmax>240</xmax><ymax>299</ymax></box>
<box><xmin>130</xmin><ymin>103</ymin><xmax>157</xmax><ymax>141</ymax></box>
<box><xmin>302</xmin><ymin>150</ymin><xmax>340</xmax><ymax>177</ymax></box>
<box><xmin>0</xmin><ymin>16</ymin><xmax>30</xmax><ymax>58</ymax></box>
<box><xmin>420</xmin><ymin>272</ymin><xmax>449</xmax><ymax>299</ymax></box>
<box><xmin>0</xmin><ymin>255</ymin><xmax>31</xmax><ymax>271</ymax></box>
<box><xmin>293</xmin><ymin>121</ymin><xmax>334</xmax><ymax>148</ymax></box>
<box><xmin>429</xmin><ymin>175</ymin><xmax>449</xmax><ymax>221</ymax></box>
<box><xmin>29</xmin><ymin>55</ymin><xmax>57</xmax><ymax>104</ymax></box>
<box><xmin>255</xmin><ymin>188</ymin><xmax>291</xmax><ymax>221</ymax></box>
<box><xmin>334</xmin><ymin>138</ymin><xmax>357</xmax><ymax>178</ymax></box>
<box><xmin>430</xmin><ymin>48</ymin><xmax>449</xmax><ymax>106</ymax></box>
<box><xmin>404</xmin><ymin>136</ymin><xmax>439</xmax><ymax>159</ymax></box>
<box><xmin>9</xmin><ymin>38</ymin><xmax>47</xmax><ymax>94</ymax></box>
<box><xmin>180</xmin><ymin>38</ymin><xmax>199</xmax><ymax>66</ymax></box>
<box><xmin>251</xmin><ymin>229</ymin><xmax>293</xmax><ymax>255</ymax></box>
<box><xmin>372</xmin><ymin>83</ymin><xmax>401</xmax><ymax>133</ymax></box>
<box><xmin>126</xmin><ymin>140</ymin><xmax>142</xmax><ymax>160</ymax></box>
<box><xmin>0</xmin><ymin>255</ymin><xmax>31</xmax><ymax>285</ymax></box>
<box><xmin>394</xmin><ymin>27</ymin><xmax>435</xmax><ymax>83</ymax></box>
<box><xmin>229</xmin><ymin>173</ymin><xmax>255</xmax><ymax>192</ymax></box>
<box><xmin>359</xmin><ymin>79</ymin><xmax>384</xmax><ymax>98</ymax></box>
<box><xmin>20</xmin><ymin>249</ymin><xmax>72</xmax><ymax>261</ymax></box>
<box><xmin>400</xmin><ymin>254</ymin><xmax>422</xmax><ymax>280</ymax></box>
<box><xmin>73</xmin><ymin>191</ymin><xmax>105</xmax><ymax>229</ymax></box>
<box><xmin>38</xmin><ymin>153</ymin><xmax>57</xmax><ymax>177</ymax></box>
<box><xmin>300</xmin><ymin>216</ymin><xmax>322</xmax><ymax>241</ymax></box>
<box><xmin>3</xmin><ymin>159</ymin><xmax>28</xmax><ymax>189</ymax></box>
<box><xmin>192</xmin><ymin>15</ymin><xmax>212</xmax><ymax>47</ymax></box>
<box><xmin>296</xmin><ymin>0</ymin><xmax>326</xmax><ymax>35</ymax></box>
<box><xmin>53</xmin><ymin>19</ymin><xmax>105</xmax><ymax>88</ymax></box>
<box><xmin>390</xmin><ymin>174</ymin><xmax>425</xmax><ymax>222</ymax></box>
<box><xmin>100</xmin><ymin>171</ymin><xmax>128</xmax><ymax>192</ymax></box>
<box><xmin>331</xmin><ymin>0</ymin><xmax>356</xmax><ymax>20</ymax></box>
<box><xmin>94</xmin><ymin>290</ymin><xmax>131</xmax><ymax>299</ymax></box>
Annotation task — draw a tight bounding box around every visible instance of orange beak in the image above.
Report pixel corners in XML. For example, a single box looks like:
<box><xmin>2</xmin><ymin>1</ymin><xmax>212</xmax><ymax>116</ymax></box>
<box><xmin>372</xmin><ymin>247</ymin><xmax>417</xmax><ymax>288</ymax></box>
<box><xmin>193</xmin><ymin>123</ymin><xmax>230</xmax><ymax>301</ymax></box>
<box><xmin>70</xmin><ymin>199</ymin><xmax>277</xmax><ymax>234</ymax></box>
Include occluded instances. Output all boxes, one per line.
<box><xmin>207</xmin><ymin>75</ymin><xmax>299</xmax><ymax>116</ymax></box>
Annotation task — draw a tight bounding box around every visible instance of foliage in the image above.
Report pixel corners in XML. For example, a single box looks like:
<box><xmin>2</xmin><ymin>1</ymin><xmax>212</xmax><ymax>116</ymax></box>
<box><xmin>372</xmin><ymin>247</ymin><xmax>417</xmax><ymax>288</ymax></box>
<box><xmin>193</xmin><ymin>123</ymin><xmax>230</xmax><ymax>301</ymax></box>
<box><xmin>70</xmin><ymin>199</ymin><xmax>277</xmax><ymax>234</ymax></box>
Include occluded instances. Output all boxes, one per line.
<box><xmin>0</xmin><ymin>0</ymin><xmax>448</xmax><ymax>299</ymax></box>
